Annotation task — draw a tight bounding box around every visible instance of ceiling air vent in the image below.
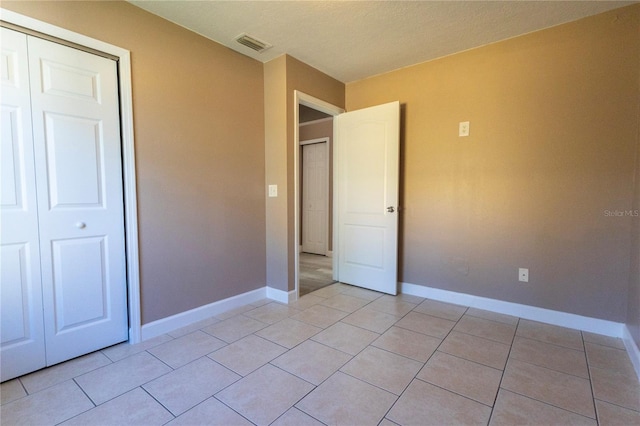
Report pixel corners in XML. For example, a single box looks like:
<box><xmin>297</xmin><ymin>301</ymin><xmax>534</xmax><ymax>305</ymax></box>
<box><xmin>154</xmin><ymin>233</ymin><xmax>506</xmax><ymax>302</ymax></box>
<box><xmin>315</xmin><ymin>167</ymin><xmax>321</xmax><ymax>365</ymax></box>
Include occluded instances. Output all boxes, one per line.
<box><xmin>235</xmin><ymin>33</ymin><xmax>272</xmax><ymax>53</ymax></box>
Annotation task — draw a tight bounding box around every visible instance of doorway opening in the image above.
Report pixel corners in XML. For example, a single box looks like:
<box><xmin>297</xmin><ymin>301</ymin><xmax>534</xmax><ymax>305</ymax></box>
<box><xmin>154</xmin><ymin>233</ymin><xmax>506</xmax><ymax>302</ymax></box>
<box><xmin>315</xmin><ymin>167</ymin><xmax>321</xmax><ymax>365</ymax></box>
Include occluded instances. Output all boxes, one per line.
<box><xmin>294</xmin><ymin>92</ymin><xmax>344</xmax><ymax>298</ymax></box>
<box><xmin>299</xmin><ymin>134</ymin><xmax>332</xmax><ymax>295</ymax></box>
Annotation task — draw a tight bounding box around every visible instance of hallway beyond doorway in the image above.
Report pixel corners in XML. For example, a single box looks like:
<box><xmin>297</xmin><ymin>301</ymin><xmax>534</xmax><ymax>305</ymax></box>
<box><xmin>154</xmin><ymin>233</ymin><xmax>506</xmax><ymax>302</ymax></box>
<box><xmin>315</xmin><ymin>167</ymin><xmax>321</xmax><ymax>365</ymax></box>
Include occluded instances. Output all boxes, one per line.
<box><xmin>299</xmin><ymin>253</ymin><xmax>335</xmax><ymax>296</ymax></box>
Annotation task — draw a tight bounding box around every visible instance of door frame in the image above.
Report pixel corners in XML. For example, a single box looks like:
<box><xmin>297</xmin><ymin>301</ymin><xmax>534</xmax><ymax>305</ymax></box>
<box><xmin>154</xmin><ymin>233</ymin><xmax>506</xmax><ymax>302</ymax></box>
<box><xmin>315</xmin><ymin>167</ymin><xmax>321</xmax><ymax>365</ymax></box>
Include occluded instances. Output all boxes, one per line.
<box><xmin>294</xmin><ymin>91</ymin><xmax>343</xmax><ymax>299</ymax></box>
<box><xmin>300</xmin><ymin>137</ymin><xmax>330</xmax><ymax>256</ymax></box>
<box><xmin>1</xmin><ymin>9</ymin><xmax>142</xmax><ymax>343</ymax></box>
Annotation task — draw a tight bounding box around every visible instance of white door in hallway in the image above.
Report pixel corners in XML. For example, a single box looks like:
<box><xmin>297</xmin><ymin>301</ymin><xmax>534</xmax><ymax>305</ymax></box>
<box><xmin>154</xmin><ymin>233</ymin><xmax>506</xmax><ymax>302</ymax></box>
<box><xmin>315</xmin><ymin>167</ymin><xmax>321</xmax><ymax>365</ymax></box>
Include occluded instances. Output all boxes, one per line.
<box><xmin>302</xmin><ymin>140</ymin><xmax>328</xmax><ymax>255</ymax></box>
<box><xmin>0</xmin><ymin>28</ymin><xmax>47</xmax><ymax>380</ymax></box>
<box><xmin>0</xmin><ymin>28</ymin><xmax>128</xmax><ymax>380</ymax></box>
<box><xmin>335</xmin><ymin>101</ymin><xmax>400</xmax><ymax>295</ymax></box>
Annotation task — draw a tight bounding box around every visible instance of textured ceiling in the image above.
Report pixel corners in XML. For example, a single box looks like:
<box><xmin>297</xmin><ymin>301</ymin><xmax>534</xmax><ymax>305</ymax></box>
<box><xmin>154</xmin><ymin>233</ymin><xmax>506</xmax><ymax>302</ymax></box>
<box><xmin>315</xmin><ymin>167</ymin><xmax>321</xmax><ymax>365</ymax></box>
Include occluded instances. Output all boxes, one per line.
<box><xmin>128</xmin><ymin>0</ymin><xmax>634</xmax><ymax>83</ymax></box>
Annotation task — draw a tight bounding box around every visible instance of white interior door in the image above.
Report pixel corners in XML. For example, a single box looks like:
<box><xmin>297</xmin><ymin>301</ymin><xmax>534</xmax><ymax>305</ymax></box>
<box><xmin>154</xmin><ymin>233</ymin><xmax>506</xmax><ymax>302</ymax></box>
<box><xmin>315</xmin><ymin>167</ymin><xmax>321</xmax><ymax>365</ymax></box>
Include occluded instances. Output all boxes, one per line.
<box><xmin>0</xmin><ymin>28</ymin><xmax>47</xmax><ymax>380</ymax></box>
<box><xmin>302</xmin><ymin>141</ymin><xmax>328</xmax><ymax>255</ymax></box>
<box><xmin>335</xmin><ymin>101</ymin><xmax>400</xmax><ymax>295</ymax></box>
<box><xmin>28</xmin><ymin>36</ymin><xmax>128</xmax><ymax>365</ymax></box>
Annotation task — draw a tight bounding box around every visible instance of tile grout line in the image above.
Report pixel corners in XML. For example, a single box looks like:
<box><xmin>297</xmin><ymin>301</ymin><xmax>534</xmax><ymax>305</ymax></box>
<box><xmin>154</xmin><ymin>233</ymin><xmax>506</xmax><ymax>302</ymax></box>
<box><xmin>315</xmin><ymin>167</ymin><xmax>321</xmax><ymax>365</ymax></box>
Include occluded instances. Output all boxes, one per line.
<box><xmin>410</xmin><ymin>305</ymin><xmax>509</xmax><ymax>411</ymax></box>
<box><xmin>261</xmin><ymin>362</ymin><xmax>327</xmax><ymax>424</ymax></box>
<box><xmin>583</xmin><ymin>330</ymin><xmax>601</xmax><ymax>424</ymax></box>
<box><xmin>206</xmin><ymin>298</ymin><xmax>349</xmax><ymax>424</ymax></box>
<box><xmin>515</xmin><ymin>333</ymin><xmax>591</xmax><ymax>352</ymax></box>
<box><xmin>71</xmin><ymin>351</ymin><xmax>173</xmax><ymax>410</ymax></box>
<box><xmin>16</xmin><ymin>376</ymin><xmax>28</xmax><ymax>399</ymax></box>
<box><xmin>507</xmin><ymin>337</ymin><xmax>593</xmax><ymax>381</ymax></box>
<box><xmin>495</xmin><ymin>387</ymin><xmax>602</xmax><ymax>423</ymax></box>
<box><xmin>48</xmin><ymin>378</ymin><xmax>97</xmax><ymax>425</ymax></box>
<box><xmin>140</xmin><ymin>341</ymin><xmax>252</xmax><ymax>423</ymax></box>
<box><xmin>592</xmin><ymin>397</ymin><xmax>640</xmax><ymax>414</ymax></box>
<box><xmin>210</xmin><ymin>393</ymin><xmax>260</xmax><ymax>426</ymax></box>
<box><xmin>261</xmin><ymin>301</ymin><xmax>381</xmax><ymax>405</ymax></box>
<box><xmin>492</xmin><ymin>321</ymin><xmax>601</xmax><ymax>423</ymax></box>
<box><xmin>138</xmin><ymin>384</ymin><xmax>176</xmax><ymax>421</ymax></box>
<box><xmin>514</xmin><ymin>334</ymin><xmax>587</xmax><ymax>352</ymax></box>
<box><xmin>487</xmin><ymin>316</ymin><xmax>520</xmax><ymax>424</ymax></box>
<box><xmin>379</xmin><ymin>303</ymin><xmax>469</xmax><ymax>424</ymax></box>
<box><xmin>266</xmin><ymin>289</ymin><xmax>415</xmax><ymax>424</ymax></box>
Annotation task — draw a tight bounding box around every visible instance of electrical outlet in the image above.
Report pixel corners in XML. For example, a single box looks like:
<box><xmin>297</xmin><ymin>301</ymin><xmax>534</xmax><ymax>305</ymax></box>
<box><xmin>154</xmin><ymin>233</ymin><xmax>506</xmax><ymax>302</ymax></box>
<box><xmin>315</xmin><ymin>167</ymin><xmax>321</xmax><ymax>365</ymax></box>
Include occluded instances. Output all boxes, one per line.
<box><xmin>268</xmin><ymin>184</ymin><xmax>278</xmax><ymax>197</ymax></box>
<box><xmin>459</xmin><ymin>121</ymin><xmax>470</xmax><ymax>137</ymax></box>
<box><xmin>518</xmin><ymin>268</ymin><xmax>529</xmax><ymax>283</ymax></box>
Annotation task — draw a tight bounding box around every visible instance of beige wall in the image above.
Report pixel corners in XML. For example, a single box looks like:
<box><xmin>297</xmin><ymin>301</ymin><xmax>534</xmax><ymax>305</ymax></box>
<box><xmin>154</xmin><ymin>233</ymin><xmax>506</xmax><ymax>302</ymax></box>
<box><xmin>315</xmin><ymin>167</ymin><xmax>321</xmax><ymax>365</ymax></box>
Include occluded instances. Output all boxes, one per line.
<box><xmin>346</xmin><ymin>5</ymin><xmax>640</xmax><ymax>322</ymax></box>
<box><xmin>264</xmin><ymin>55</ymin><xmax>344</xmax><ymax>292</ymax></box>
<box><xmin>264</xmin><ymin>56</ymin><xmax>289</xmax><ymax>290</ymax></box>
<box><xmin>3</xmin><ymin>1</ymin><xmax>267</xmax><ymax>324</ymax></box>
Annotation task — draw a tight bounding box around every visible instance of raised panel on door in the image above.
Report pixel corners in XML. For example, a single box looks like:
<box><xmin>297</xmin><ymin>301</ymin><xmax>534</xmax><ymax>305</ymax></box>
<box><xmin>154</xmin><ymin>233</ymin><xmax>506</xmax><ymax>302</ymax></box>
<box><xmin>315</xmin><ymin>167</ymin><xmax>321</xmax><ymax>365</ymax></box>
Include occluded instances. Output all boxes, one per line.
<box><xmin>0</xmin><ymin>242</ymin><xmax>46</xmax><ymax>380</ymax></box>
<box><xmin>336</xmin><ymin>102</ymin><xmax>400</xmax><ymax>295</ymax></box>
<box><xmin>44</xmin><ymin>113</ymin><xmax>104</xmax><ymax>208</ymax></box>
<box><xmin>0</xmin><ymin>28</ymin><xmax>46</xmax><ymax>381</ymax></box>
<box><xmin>51</xmin><ymin>237</ymin><xmax>110</xmax><ymax>331</ymax></box>
<box><xmin>27</xmin><ymin>36</ymin><xmax>128</xmax><ymax>365</ymax></box>
<box><xmin>302</xmin><ymin>142</ymin><xmax>328</xmax><ymax>255</ymax></box>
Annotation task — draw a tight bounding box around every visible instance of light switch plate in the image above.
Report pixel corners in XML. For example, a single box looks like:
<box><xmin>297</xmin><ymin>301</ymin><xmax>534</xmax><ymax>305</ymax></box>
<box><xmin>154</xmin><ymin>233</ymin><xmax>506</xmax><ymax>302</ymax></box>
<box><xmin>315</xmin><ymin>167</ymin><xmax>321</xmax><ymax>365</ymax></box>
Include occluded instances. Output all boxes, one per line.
<box><xmin>459</xmin><ymin>121</ymin><xmax>470</xmax><ymax>137</ymax></box>
<box><xmin>268</xmin><ymin>184</ymin><xmax>278</xmax><ymax>197</ymax></box>
<box><xmin>519</xmin><ymin>268</ymin><xmax>529</xmax><ymax>283</ymax></box>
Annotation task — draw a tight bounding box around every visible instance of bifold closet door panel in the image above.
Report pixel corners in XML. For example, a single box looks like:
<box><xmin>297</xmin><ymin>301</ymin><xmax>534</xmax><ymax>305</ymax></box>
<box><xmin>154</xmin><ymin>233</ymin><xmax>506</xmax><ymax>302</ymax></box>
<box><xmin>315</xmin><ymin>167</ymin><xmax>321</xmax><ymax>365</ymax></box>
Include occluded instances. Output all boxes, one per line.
<box><xmin>27</xmin><ymin>36</ymin><xmax>128</xmax><ymax>366</ymax></box>
<box><xmin>0</xmin><ymin>28</ymin><xmax>47</xmax><ymax>381</ymax></box>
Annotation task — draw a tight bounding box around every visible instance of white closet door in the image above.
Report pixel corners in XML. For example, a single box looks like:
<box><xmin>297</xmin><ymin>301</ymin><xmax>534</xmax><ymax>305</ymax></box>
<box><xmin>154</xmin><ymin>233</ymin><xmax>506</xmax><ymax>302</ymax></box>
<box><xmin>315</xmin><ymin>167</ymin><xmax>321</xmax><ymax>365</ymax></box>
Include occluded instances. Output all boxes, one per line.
<box><xmin>302</xmin><ymin>142</ymin><xmax>328</xmax><ymax>255</ymax></box>
<box><xmin>28</xmin><ymin>37</ymin><xmax>128</xmax><ymax>365</ymax></box>
<box><xmin>0</xmin><ymin>28</ymin><xmax>46</xmax><ymax>381</ymax></box>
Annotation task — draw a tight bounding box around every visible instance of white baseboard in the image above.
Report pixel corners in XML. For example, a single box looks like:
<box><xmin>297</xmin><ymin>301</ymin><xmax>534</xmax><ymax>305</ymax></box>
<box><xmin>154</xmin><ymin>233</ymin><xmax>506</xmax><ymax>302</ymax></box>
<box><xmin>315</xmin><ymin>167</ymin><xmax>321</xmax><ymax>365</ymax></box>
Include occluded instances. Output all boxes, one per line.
<box><xmin>400</xmin><ymin>282</ymin><xmax>624</xmax><ymax>338</ymax></box>
<box><xmin>266</xmin><ymin>286</ymin><xmax>297</xmax><ymax>303</ymax></box>
<box><xmin>623</xmin><ymin>325</ymin><xmax>640</xmax><ymax>381</ymax></box>
<box><xmin>141</xmin><ymin>287</ymin><xmax>266</xmax><ymax>341</ymax></box>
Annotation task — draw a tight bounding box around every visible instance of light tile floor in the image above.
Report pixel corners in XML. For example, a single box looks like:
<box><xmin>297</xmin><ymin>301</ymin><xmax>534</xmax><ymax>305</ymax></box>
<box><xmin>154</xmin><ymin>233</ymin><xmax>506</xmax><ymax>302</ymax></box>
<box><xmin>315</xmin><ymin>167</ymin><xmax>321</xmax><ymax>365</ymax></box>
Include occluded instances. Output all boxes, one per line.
<box><xmin>2</xmin><ymin>283</ymin><xmax>640</xmax><ymax>425</ymax></box>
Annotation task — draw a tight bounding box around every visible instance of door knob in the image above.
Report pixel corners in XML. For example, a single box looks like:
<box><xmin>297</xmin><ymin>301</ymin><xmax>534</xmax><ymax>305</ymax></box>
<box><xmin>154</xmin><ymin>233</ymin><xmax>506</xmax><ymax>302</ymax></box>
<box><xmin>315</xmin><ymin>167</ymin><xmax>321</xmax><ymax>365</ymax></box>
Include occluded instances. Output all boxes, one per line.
<box><xmin>387</xmin><ymin>206</ymin><xmax>395</xmax><ymax>213</ymax></box>
<box><xmin>75</xmin><ymin>222</ymin><xmax>86</xmax><ymax>229</ymax></box>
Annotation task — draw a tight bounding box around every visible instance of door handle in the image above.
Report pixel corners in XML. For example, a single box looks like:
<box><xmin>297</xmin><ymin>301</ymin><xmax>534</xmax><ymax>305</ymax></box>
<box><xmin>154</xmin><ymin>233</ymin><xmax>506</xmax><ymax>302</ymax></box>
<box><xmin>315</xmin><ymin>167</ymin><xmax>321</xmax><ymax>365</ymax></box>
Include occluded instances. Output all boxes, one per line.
<box><xmin>387</xmin><ymin>206</ymin><xmax>395</xmax><ymax>213</ymax></box>
<box><xmin>75</xmin><ymin>222</ymin><xmax>87</xmax><ymax>229</ymax></box>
